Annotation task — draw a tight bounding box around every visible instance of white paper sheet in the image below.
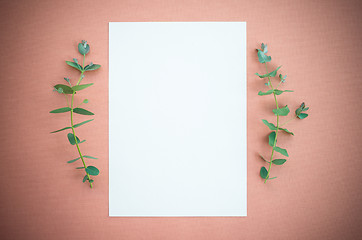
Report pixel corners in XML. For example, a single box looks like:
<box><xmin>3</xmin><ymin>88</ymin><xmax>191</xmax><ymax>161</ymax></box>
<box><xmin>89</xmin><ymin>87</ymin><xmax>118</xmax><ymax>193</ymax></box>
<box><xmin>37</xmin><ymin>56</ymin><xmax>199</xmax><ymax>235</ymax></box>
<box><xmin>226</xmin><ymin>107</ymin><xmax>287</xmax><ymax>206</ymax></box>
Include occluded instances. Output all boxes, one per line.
<box><xmin>109</xmin><ymin>22</ymin><xmax>247</xmax><ymax>217</ymax></box>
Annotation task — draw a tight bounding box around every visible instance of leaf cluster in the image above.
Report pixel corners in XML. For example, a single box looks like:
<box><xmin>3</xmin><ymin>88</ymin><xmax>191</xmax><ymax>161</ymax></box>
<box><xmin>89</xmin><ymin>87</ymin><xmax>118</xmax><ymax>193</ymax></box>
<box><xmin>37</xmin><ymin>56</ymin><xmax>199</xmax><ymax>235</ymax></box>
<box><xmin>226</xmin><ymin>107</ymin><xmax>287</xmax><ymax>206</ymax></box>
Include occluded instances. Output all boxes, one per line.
<box><xmin>50</xmin><ymin>40</ymin><xmax>101</xmax><ymax>188</ymax></box>
<box><xmin>257</xmin><ymin>43</ymin><xmax>309</xmax><ymax>182</ymax></box>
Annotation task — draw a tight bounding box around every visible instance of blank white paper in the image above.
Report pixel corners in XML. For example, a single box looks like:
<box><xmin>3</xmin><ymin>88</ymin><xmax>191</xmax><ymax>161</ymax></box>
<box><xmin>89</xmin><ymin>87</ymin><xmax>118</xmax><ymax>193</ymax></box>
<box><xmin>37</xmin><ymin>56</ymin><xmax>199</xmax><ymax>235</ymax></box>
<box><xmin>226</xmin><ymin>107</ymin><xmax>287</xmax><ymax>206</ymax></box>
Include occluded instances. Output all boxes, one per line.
<box><xmin>109</xmin><ymin>22</ymin><xmax>247</xmax><ymax>217</ymax></box>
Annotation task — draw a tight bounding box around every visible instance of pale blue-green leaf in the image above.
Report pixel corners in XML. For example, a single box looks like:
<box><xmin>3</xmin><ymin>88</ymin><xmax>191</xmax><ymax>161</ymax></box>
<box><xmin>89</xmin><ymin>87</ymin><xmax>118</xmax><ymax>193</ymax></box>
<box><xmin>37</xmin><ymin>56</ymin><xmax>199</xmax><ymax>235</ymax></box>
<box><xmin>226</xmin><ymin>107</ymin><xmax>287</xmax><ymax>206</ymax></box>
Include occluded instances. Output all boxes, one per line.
<box><xmin>82</xmin><ymin>175</ymin><xmax>88</xmax><ymax>183</ymax></box>
<box><xmin>260</xmin><ymin>166</ymin><xmax>268</xmax><ymax>179</ymax></box>
<box><xmin>66</xmin><ymin>61</ymin><xmax>82</xmax><ymax>71</ymax></box>
<box><xmin>255</xmin><ymin>66</ymin><xmax>281</xmax><ymax>78</ymax></box>
<box><xmin>269</xmin><ymin>131</ymin><xmax>276</xmax><ymax>147</ymax></box>
<box><xmin>261</xmin><ymin>43</ymin><xmax>268</xmax><ymax>53</ymax></box>
<box><xmin>273</xmin><ymin>89</ymin><xmax>294</xmax><ymax>95</ymax></box>
<box><xmin>262</xmin><ymin>119</ymin><xmax>277</xmax><ymax>130</ymax></box>
<box><xmin>50</xmin><ymin>107</ymin><xmax>71</xmax><ymax>113</ymax></box>
<box><xmin>78</xmin><ymin>42</ymin><xmax>90</xmax><ymax>55</ymax></box>
<box><xmin>73</xmin><ymin>108</ymin><xmax>94</xmax><ymax>115</ymax></box>
<box><xmin>67</xmin><ymin>157</ymin><xmax>81</xmax><ymax>163</ymax></box>
<box><xmin>259</xmin><ymin>155</ymin><xmax>269</xmax><ymax>163</ymax></box>
<box><xmin>272</xmin><ymin>159</ymin><xmax>287</xmax><ymax>165</ymax></box>
<box><xmin>258</xmin><ymin>90</ymin><xmax>274</xmax><ymax>96</ymax></box>
<box><xmin>54</xmin><ymin>84</ymin><xmax>73</xmax><ymax>94</ymax></box>
<box><xmin>83</xmin><ymin>155</ymin><xmax>98</xmax><ymax>159</ymax></box>
<box><xmin>257</xmin><ymin>50</ymin><xmax>271</xmax><ymax>64</ymax></box>
<box><xmin>274</xmin><ymin>146</ymin><xmax>289</xmax><ymax>157</ymax></box>
<box><xmin>273</xmin><ymin>105</ymin><xmax>290</xmax><ymax>116</ymax></box>
<box><xmin>298</xmin><ymin>113</ymin><xmax>308</xmax><ymax>119</ymax></box>
<box><xmin>86</xmin><ymin>166</ymin><xmax>99</xmax><ymax>176</ymax></box>
<box><xmin>73</xmin><ymin>119</ymin><xmax>94</xmax><ymax>128</ymax></box>
<box><xmin>50</xmin><ymin>126</ymin><xmax>72</xmax><ymax>133</ymax></box>
<box><xmin>84</xmin><ymin>64</ymin><xmax>101</xmax><ymax>71</ymax></box>
<box><xmin>67</xmin><ymin>133</ymin><xmax>80</xmax><ymax>145</ymax></box>
<box><xmin>72</xmin><ymin>83</ymin><xmax>94</xmax><ymax>92</ymax></box>
<box><xmin>279</xmin><ymin>127</ymin><xmax>294</xmax><ymax>135</ymax></box>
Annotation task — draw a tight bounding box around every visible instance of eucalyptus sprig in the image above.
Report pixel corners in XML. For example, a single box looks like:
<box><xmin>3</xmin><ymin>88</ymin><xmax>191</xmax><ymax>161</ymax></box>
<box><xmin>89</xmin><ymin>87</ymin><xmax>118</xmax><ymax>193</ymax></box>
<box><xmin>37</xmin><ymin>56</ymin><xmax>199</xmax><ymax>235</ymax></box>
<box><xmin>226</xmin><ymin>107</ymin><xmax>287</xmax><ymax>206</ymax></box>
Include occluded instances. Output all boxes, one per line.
<box><xmin>256</xmin><ymin>43</ymin><xmax>309</xmax><ymax>183</ymax></box>
<box><xmin>50</xmin><ymin>40</ymin><xmax>101</xmax><ymax>188</ymax></box>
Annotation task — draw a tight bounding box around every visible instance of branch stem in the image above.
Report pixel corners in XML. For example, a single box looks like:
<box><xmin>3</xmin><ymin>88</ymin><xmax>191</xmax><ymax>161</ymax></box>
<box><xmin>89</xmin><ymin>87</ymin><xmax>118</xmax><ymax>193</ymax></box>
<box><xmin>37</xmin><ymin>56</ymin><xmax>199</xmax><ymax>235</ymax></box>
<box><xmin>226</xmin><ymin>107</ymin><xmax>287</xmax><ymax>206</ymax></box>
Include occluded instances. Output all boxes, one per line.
<box><xmin>264</xmin><ymin>63</ymin><xmax>279</xmax><ymax>183</ymax></box>
<box><xmin>280</xmin><ymin>116</ymin><xmax>297</xmax><ymax>127</ymax></box>
<box><xmin>70</xmin><ymin>57</ymin><xmax>92</xmax><ymax>188</ymax></box>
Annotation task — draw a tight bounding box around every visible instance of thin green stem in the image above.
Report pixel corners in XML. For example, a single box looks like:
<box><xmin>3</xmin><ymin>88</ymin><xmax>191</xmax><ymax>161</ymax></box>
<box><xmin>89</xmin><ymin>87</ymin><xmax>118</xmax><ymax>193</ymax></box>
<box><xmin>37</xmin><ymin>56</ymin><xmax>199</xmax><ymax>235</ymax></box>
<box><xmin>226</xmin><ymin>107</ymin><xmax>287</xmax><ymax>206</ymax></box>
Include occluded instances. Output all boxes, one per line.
<box><xmin>264</xmin><ymin>63</ymin><xmax>280</xmax><ymax>183</ymax></box>
<box><xmin>70</xmin><ymin>55</ymin><xmax>92</xmax><ymax>188</ymax></box>
<box><xmin>280</xmin><ymin>116</ymin><xmax>297</xmax><ymax>127</ymax></box>
<box><xmin>63</xmin><ymin>93</ymin><xmax>70</xmax><ymax>107</ymax></box>
<box><xmin>76</xmin><ymin>54</ymin><xmax>86</xmax><ymax>85</ymax></box>
<box><xmin>71</xmin><ymin>90</ymin><xmax>92</xmax><ymax>188</ymax></box>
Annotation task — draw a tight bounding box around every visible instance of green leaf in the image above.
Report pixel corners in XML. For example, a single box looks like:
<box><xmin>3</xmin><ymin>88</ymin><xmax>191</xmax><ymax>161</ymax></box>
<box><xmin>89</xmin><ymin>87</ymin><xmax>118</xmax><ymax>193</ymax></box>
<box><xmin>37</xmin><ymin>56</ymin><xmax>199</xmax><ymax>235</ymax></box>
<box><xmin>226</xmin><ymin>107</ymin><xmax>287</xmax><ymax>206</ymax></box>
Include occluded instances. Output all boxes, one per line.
<box><xmin>50</xmin><ymin>107</ymin><xmax>71</xmax><ymax>113</ymax></box>
<box><xmin>64</xmin><ymin>77</ymin><xmax>71</xmax><ymax>85</ymax></box>
<box><xmin>67</xmin><ymin>155</ymin><xmax>97</xmax><ymax>163</ymax></box>
<box><xmin>84</xmin><ymin>64</ymin><xmax>101</xmax><ymax>71</ymax></box>
<box><xmin>298</xmin><ymin>113</ymin><xmax>308</xmax><ymax>119</ymax></box>
<box><xmin>262</xmin><ymin>119</ymin><xmax>277</xmax><ymax>130</ymax></box>
<box><xmin>72</xmin><ymin>83</ymin><xmax>94</xmax><ymax>92</ymax></box>
<box><xmin>272</xmin><ymin>159</ymin><xmax>287</xmax><ymax>165</ymax></box>
<box><xmin>78</xmin><ymin>42</ymin><xmax>90</xmax><ymax>55</ymax></box>
<box><xmin>274</xmin><ymin>146</ymin><xmax>289</xmax><ymax>157</ymax></box>
<box><xmin>269</xmin><ymin>177</ymin><xmax>277</xmax><ymax>180</ymax></box>
<box><xmin>89</xmin><ymin>179</ymin><xmax>94</xmax><ymax>183</ymax></box>
<box><xmin>54</xmin><ymin>84</ymin><xmax>74</xmax><ymax>94</ymax></box>
<box><xmin>257</xmin><ymin>50</ymin><xmax>271</xmax><ymax>64</ymax></box>
<box><xmin>52</xmin><ymin>119</ymin><xmax>93</xmax><ymax>133</ymax></box>
<box><xmin>54</xmin><ymin>86</ymin><xmax>63</xmax><ymax>93</ymax></box>
<box><xmin>67</xmin><ymin>157</ymin><xmax>81</xmax><ymax>163</ymax></box>
<box><xmin>296</xmin><ymin>102</ymin><xmax>309</xmax><ymax>117</ymax></box>
<box><xmin>67</xmin><ymin>133</ymin><xmax>80</xmax><ymax>145</ymax></box>
<box><xmin>269</xmin><ymin>66</ymin><xmax>282</xmax><ymax>77</ymax></box>
<box><xmin>255</xmin><ymin>66</ymin><xmax>281</xmax><ymax>78</ymax></box>
<box><xmin>280</xmin><ymin>127</ymin><xmax>293</xmax><ymax>135</ymax></box>
<box><xmin>83</xmin><ymin>155</ymin><xmax>98</xmax><ymax>159</ymax></box>
<box><xmin>258</xmin><ymin>90</ymin><xmax>274</xmax><ymax>96</ymax></box>
<box><xmin>295</xmin><ymin>107</ymin><xmax>302</xmax><ymax>116</ymax></box>
<box><xmin>273</xmin><ymin>105</ymin><xmax>290</xmax><ymax>116</ymax></box>
<box><xmin>259</xmin><ymin>155</ymin><xmax>269</xmax><ymax>163</ymax></box>
<box><xmin>269</xmin><ymin>131</ymin><xmax>276</xmax><ymax>147</ymax></box>
<box><xmin>261</xmin><ymin>43</ymin><xmax>268</xmax><ymax>53</ymax></box>
<box><xmin>279</xmin><ymin>127</ymin><xmax>294</xmax><ymax>135</ymax></box>
<box><xmin>273</xmin><ymin>89</ymin><xmax>294</xmax><ymax>95</ymax></box>
<box><xmin>73</xmin><ymin>119</ymin><xmax>94</xmax><ymax>128</ymax></box>
<box><xmin>76</xmin><ymin>167</ymin><xmax>85</xmax><ymax>169</ymax></box>
<box><xmin>82</xmin><ymin>175</ymin><xmax>88</xmax><ymax>183</ymax></box>
<box><xmin>66</xmin><ymin>61</ymin><xmax>83</xmax><ymax>71</ymax></box>
<box><xmin>279</xmin><ymin>74</ymin><xmax>287</xmax><ymax>82</ymax></box>
<box><xmin>50</xmin><ymin>126</ymin><xmax>72</xmax><ymax>133</ymax></box>
<box><xmin>86</xmin><ymin>166</ymin><xmax>99</xmax><ymax>176</ymax></box>
<box><xmin>73</xmin><ymin>108</ymin><xmax>94</xmax><ymax>115</ymax></box>
<box><xmin>83</xmin><ymin>99</ymin><xmax>89</xmax><ymax>104</ymax></box>
<box><xmin>260</xmin><ymin>166</ymin><xmax>268</xmax><ymax>179</ymax></box>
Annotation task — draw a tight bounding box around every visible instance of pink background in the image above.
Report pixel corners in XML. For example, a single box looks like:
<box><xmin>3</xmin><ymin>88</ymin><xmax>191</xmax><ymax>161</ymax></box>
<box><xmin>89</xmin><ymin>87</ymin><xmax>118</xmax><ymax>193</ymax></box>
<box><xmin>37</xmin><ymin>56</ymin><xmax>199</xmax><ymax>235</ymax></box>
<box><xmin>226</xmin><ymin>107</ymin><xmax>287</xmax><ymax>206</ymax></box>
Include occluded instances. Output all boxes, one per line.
<box><xmin>1</xmin><ymin>0</ymin><xmax>361</xmax><ymax>239</ymax></box>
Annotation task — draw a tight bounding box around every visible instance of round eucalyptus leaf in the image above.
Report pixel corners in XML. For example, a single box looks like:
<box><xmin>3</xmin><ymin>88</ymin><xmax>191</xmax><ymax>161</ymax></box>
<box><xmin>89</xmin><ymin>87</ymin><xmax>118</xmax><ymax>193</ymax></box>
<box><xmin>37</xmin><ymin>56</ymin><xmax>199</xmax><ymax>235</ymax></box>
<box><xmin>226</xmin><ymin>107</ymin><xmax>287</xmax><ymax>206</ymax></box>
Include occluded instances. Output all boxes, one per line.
<box><xmin>86</xmin><ymin>166</ymin><xmax>99</xmax><ymax>176</ymax></box>
<box><xmin>78</xmin><ymin>42</ymin><xmax>90</xmax><ymax>55</ymax></box>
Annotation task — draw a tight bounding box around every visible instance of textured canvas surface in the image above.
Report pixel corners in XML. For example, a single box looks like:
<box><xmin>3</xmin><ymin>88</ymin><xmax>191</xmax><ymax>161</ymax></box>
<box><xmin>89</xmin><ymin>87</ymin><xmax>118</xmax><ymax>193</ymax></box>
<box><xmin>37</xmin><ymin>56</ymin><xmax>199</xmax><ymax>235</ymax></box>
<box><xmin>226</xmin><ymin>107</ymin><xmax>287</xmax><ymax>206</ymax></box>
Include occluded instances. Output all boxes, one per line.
<box><xmin>0</xmin><ymin>0</ymin><xmax>361</xmax><ymax>239</ymax></box>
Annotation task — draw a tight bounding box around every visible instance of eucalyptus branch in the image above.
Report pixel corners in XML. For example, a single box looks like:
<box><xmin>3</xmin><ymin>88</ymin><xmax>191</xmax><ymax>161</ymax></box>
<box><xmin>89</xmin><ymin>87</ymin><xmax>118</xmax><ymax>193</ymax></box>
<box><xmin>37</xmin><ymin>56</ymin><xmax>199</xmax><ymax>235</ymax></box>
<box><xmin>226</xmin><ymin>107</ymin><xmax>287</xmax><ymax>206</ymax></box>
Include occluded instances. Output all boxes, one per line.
<box><xmin>256</xmin><ymin>43</ymin><xmax>309</xmax><ymax>183</ymax></box>
<box><xmin>50</xmin><ymin>40</ymin><xmax>101</xmax><ymax>188</ymax></box>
